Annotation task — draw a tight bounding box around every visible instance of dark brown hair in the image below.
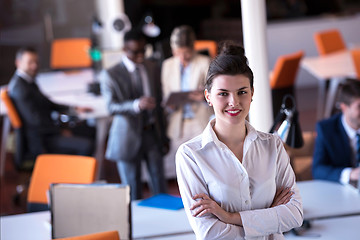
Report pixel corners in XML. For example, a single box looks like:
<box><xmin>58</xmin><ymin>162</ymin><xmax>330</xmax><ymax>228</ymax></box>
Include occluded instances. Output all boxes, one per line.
<box><xmin>205</xmin><ymin>41</ymin><xmax>254</xmax><ymax>92</ymax></box>
<box><xmin>338</xmin><ymin>78</ymin><xmax>360</xmax><ymax>105</ymax></box>
<box><xmin>16</xmin><ymin>46</ymin><xmax>37</xmax><ymax>60</ymax></box>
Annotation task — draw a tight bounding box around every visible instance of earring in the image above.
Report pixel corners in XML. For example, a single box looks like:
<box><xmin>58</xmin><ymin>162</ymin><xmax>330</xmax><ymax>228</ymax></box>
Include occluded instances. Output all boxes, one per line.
<box><xmin>208</xmin><ymin>101</ymin><xmax>212</xmax><ymax>106</ymax></box>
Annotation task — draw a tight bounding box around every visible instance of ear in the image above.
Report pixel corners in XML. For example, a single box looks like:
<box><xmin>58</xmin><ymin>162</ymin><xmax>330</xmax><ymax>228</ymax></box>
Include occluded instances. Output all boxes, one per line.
<box><xmin>339</xmin><ymin>102</ymin><xmax>347</xmax><ymax>113</ymax></box>
<box><xmin>204</xmin><ymin>89</ymin><xmax>211</xmax><ymax>103</ymax></box>
<box><xmin>15</xmin><ymin>59</ymin><xmax>19</xmax><ymax>68</ymax></box>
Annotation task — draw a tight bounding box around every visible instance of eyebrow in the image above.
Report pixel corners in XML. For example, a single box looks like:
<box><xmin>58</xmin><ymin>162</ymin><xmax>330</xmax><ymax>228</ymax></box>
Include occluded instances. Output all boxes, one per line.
<box><xmin>217</xmin><ymin>87</ymin><xmax>249</xmax><ymax>91</ymax></box>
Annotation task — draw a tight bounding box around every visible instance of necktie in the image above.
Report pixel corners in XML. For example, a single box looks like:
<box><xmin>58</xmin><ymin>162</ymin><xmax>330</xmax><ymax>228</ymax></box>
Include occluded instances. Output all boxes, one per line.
<box><xmin>134</xmin><ymin>66</ymin><xmax>143</xmax><ymax>97</ymax></box>
<box><xmin>356</xmin><ymin>133</ymin><xmax>360</xmax><ymax>166</ymax></box>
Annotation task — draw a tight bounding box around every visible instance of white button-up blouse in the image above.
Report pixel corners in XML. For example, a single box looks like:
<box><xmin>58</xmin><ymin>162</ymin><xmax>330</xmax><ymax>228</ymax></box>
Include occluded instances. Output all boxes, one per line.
<box><xmin>176</xmin><ymin>119</ymin><xmax>303</xmax><ymax>240</ymax></box>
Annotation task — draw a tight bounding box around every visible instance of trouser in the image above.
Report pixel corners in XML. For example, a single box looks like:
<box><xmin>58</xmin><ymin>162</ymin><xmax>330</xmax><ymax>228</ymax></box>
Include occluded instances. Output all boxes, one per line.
<box><xmin>116</xmin><ymin>127</ymin><xmax>167</xmax><ymax>200</ymax></box>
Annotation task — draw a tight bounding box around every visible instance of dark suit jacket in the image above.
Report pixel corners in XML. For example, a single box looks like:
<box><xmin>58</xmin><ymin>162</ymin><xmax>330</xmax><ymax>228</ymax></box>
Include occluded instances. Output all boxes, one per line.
<box><xmin>100</xmin><ymin>59</ymin><xmax>168</xmax><ymax>162</ymax></box>
<box><xmin>312</xmin><ymin>113</ymin><xmax>353</xmax><ymax>182</ymax></box>
<box><xmin>8</xmin><ymin>73</ymin><xmax>70</xmax><ymax>156</ymax></box>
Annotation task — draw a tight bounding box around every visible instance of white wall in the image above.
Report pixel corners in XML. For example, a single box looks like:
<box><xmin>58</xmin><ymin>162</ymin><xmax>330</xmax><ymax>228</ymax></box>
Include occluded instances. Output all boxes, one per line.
<box><xmin>267</xmin><ymin>14</ymin><xmax>360</xmax><ymax>88</ymax></box>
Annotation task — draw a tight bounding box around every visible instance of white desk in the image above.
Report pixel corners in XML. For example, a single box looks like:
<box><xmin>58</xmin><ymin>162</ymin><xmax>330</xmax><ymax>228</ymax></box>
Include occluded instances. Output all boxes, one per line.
<box><xmin>297</xmin><ymin>180</ymin><xmax>360</xmax><ymax>220</ymax></box>
<box><xmin>2</xmin><ymin>180</ymin><xmax>360</xmax><ymax>240</ymax></box>
<box><xmin>0</xmin><ymin>202</ymin><xmax>194</xmax><ymax>240</ymax></box>
<box><xmin>0</xmin><ymin>69</ymin><xmax>111</xmax><ymax>179</ymax></box>
<box><xmin>285</xmin><ymin>215</ymin><xmax>360</xmax><ymax>240</ymax></box>
<box><xmin>301</xmin><ymin>50</ymin><xmax>357</xmax><ymax>119</ymax></box>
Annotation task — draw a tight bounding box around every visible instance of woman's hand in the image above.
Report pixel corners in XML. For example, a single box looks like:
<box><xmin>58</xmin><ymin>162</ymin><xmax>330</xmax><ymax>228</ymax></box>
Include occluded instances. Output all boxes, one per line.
<box><xmin>190</xmin><ymin>193</ymin><xmax>242</xmax><ymax>226</ymax></box>
<box><xmin>271</xmin><ymin>187</ymin><xmax>294</xmax><ymax>208</ymax></box>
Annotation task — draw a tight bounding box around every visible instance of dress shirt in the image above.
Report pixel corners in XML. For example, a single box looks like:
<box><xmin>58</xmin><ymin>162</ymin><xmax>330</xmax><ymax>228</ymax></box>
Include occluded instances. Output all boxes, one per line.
<box><xmin>16</xmin><ymin>69</ymin><xmax>34</xmax><ymax>83</ymax></box>
<box><xmin>176</xmin><ymin>119</ymin><xmax>303</xmax><ymax>240</ymax></box>
<box><xmin>180</xmin><ymin>63</ymin><xmax>195</xmax><ymax>119</ymax></box>
<box><xmin>122</xmin><ymin>56</ymin><xmax>150</xmax><ymax>113</ymax></box>
<box><xmin>340</xmin><ymin>115</ymin><xmax>359</xmax><ymax>184</ymax></box>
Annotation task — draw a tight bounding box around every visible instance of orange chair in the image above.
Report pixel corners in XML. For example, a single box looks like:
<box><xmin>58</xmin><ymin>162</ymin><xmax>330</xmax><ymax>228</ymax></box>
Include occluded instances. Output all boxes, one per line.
<box><xmin>1</xmin><ymin>87</ymin><xmax>35</xmax><ymax>204</ymax></box>
<box><xmin>351</xmin><ymin>48</ymin><xmax>360</xmax><ymax>79</ymax></box>
<box><xmin>53</xmin><ymin>230</ymin><xmax>120</xmax><ymax>240</ymax></box>
<box><xmin>194</xmin><ymin>40</ymin><xmax>217</xmax><ymax>58</ymax></box>
<box><xmin>50</xmin><ymin>38</ymin><xmax>92</xmax><ymax>69</ymax></box>
<box><xmin>0</xmin><ymin>87</ymin><xmax>33</xmax><ymax>168</ymax></box>
<box><xmin>27</xmin><ymin>154</ymin><xmax>97</xmax><ymax>212</ymax></box>
<box><xmin>314</xmin><ymin>29</ymin><xmax>346</xmax><ymax>56</ymax></box>
<box><xmin>0</xmin><ymin>87</ymin><xmax>22</xmax><ymax>129</ymax></box>
<box><xmin>270</xmin><ymin>51</ymin><xmax>304</xmax><ymax>118</ymax></box>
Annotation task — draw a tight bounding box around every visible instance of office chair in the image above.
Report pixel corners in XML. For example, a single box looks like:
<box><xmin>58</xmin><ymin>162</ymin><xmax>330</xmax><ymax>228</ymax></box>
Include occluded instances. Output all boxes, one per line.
<box><xmin>1</xmin><ymin>87</ymin><xmax>36</xmax><ymax>205</ymax></box>
<box><xmin>270</xmin><ymin>50</ymin><xmax>304</xmax><ymax>119</ymax></box>
<box><xmin>194</xmin><ymin>40</ymin><xmax>217</xmax><ymax>58</ymax></box>
<box><xmin>50</xmin><ymin>38</ymin><xmax>92</xmax><ymax>69</ymax></box>
<box><xmin>53</xmin><ymin>230</ymin><xmax>120</xmax><ymax>240</ymax></box>
<box><xmin>314</xmin><ymin>29</ymin><xmax>346</xmax><ymax>56</ymax></box>
<box><xmin>27</xmin><ymin>154</ymin><xmax>97</xmax><ymax>212</ymax></box>
<box><xmin>0</xmin><ymin>87</ymin><xmax>36</xmax><ymax>169</ymax></box>
<box><xmin>351</xmin><ymin>48</ymin><xmax>360</xmax><ymax>79</ymax></box>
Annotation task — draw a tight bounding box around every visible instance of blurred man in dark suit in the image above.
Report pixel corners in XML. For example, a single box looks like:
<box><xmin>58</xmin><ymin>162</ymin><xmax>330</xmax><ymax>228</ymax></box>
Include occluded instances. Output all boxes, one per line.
<box><xmin>8</xmin><ymin>47</ymin><xmax>94</xmax><ymax>158</ymax></box>
<box><xmin>100</xmin><ymin>30</ymin><xmax>168</xmax><ymax>200</ymax></box>
<box><xmin>313</xmin><ymin>79</ymin><xmax>360</xmax><ymax>186</ymax></box>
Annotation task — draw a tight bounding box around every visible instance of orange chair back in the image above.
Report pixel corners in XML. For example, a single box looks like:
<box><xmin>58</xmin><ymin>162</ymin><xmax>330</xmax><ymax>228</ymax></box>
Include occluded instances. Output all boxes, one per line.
<box><xmin>50</xmin><ymin>38</ymin><xmax>92</xmax><ymax>69</ymax></box>
<box><xmin>351</xmin><ymin>48</ymin><xmax>360</xmax><ymax>79</ymax></box>
<box><xmin>27</xmin><ymin>154</ymin><xmax>97</xmax><ymax>204</ymax></box>
<box><xmin>270</xmin><ymin>51</ymin><xmax>304</xmax><ymax>89</ymax></box>
<box><xmin>0</xmin><ymin>87</ymin><xmax>22</xmax><ymax>129</ymax></box>
<box><xmin>194</xmin><ymin>40</ymin><xmax>217</xmax><ymax>58</ymax></box>
<box><xmin>314</xmin><ymin>29</ymin><xmax>346</xmax><ymax>56</ymax></box>
<box><xmin>53</xmin><ymin>230</ymin><xmax>120</xmax><ymax>240</ymax></box>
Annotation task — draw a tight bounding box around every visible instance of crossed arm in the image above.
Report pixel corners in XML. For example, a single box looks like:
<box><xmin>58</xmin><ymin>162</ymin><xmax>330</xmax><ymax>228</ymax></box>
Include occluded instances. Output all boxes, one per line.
<box><xmin>190</xmin><ymin>187</ymin><xmax>294</xmax><ymax>226</ymax></box>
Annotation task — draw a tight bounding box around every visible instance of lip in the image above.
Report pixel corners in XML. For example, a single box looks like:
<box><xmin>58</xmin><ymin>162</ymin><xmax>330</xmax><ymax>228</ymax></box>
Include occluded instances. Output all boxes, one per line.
<box><xmin>225</xmin><ymin>109</ymin><xmax>241</xmax><ymax>116</ymax></box>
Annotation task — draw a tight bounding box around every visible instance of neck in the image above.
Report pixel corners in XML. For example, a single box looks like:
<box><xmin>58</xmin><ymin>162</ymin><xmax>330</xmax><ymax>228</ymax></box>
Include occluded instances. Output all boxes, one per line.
<box><xmin>213</xmin><ymin>120</ymin><xmax>247</xmax><ymax>146</ymax></box>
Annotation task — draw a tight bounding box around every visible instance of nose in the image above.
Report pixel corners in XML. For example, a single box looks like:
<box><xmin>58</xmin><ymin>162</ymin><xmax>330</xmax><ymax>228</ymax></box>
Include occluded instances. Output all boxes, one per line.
<box><xmin>228</xmin><ymin>94</ymin><xmax>239</xmax><ymax>107</ymax></box>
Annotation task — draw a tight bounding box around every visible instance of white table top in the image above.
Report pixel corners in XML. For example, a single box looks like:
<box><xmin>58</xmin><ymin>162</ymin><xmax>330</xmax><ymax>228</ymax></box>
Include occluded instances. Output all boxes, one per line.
<box><xmin>284</xmin><ymin>215</ymin><xmax>360</xmax><ymax>240</ymax></box>
<box><xmin>0</xmin><ymin>201</ymin><xmax>193</xmax><ymax>240</ymax></box>
<box><xmin>0</xmin><ymin>69</ymin><xmax>108</xmax><ymax>119</ymax></box>
<box><xmin>37</xmin><ymin>69</ymin><xmax>94</xmax><ymax>95</ymax></box>
<box><xmin>301</xmin><ymin>50</ymin><xmax>356</xmax><ymax>80</ymax></box>
<box><xmin>132</xmin><ymin>202</ymin><xmax>192</xmax><ymax>239</ymax></box>
<box><xmin>2</xmin><ymin>180</ymin><xmax>360</xmax><ymax>240</ymax></box>
<box><xmin>297</xmin><ymin>180</ymin><xmax>360</xmax><ymax>220</ymax></box>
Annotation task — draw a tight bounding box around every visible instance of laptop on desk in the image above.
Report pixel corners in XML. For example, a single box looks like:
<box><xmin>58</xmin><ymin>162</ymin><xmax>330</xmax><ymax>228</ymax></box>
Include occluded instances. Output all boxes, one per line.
<box><xmin>50</xmin><ymin>183</ymin><xmax>131</xmax><ymax>239</ymax></box>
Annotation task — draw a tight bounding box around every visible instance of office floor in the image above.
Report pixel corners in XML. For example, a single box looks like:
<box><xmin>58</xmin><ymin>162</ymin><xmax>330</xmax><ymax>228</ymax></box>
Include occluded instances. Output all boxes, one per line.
<box><xmin>0</xmin><ymin>86</ymin><xmax>318</xmax><ymax>216</ymax></box>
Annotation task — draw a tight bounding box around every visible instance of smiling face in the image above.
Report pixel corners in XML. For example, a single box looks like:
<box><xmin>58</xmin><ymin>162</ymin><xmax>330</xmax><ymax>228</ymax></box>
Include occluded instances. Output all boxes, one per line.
<box><xmin>205</xmin><ymin>74</ymin><xmax>253</xmax><ymax>127</ymax></box>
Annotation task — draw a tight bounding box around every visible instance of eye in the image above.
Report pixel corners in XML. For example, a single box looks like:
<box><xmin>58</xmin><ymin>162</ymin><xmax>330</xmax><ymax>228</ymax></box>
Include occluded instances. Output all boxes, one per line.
<box><xmin>218</xmin><ymin>92</ymin><xmax>228</xmax><ymax>96</ymax></box>
<box><xmin>238</xmin><ymin>90</ymin><xmax>247</xmax><ymax>95</ymax></box>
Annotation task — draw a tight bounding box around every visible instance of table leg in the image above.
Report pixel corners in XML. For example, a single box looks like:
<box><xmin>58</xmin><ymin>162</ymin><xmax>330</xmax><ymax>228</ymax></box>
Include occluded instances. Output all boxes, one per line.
<box><xmin>316</xmin><ymin>79</ymin><xmax>331</xmax><ymax>120</ymax></box>
<box><xmin>323</xmin><ymin>77</ymin><xmax>344</xmax><ymax>118</ymax></box>
<box><xmin>1</xmin><ymin>116</ymin><xmax>11</xmax><ymax>177</ymax></box>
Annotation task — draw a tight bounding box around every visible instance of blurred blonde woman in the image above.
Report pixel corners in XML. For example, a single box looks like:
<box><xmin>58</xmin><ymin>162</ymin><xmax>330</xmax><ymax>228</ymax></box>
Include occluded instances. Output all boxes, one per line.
<box><xmin>161</xmin><ymin>25</ymin><xmax>213</xmax><ymax>178</ymax></box>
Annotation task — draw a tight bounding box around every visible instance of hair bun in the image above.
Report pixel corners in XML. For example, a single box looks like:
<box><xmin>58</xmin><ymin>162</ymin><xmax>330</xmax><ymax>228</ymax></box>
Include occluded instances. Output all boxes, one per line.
<box><xmin>218</xmin><ymin>40</ymin><xmax>245</xmax><ymax>57</ymax></box>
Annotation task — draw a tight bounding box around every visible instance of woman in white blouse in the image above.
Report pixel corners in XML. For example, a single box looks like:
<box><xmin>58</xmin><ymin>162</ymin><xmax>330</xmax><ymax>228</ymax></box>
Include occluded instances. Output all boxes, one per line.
<box><xmin>176</xmin><ymin>41</ymin><xmax>303</xmax><ymax>240</ymax></box>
